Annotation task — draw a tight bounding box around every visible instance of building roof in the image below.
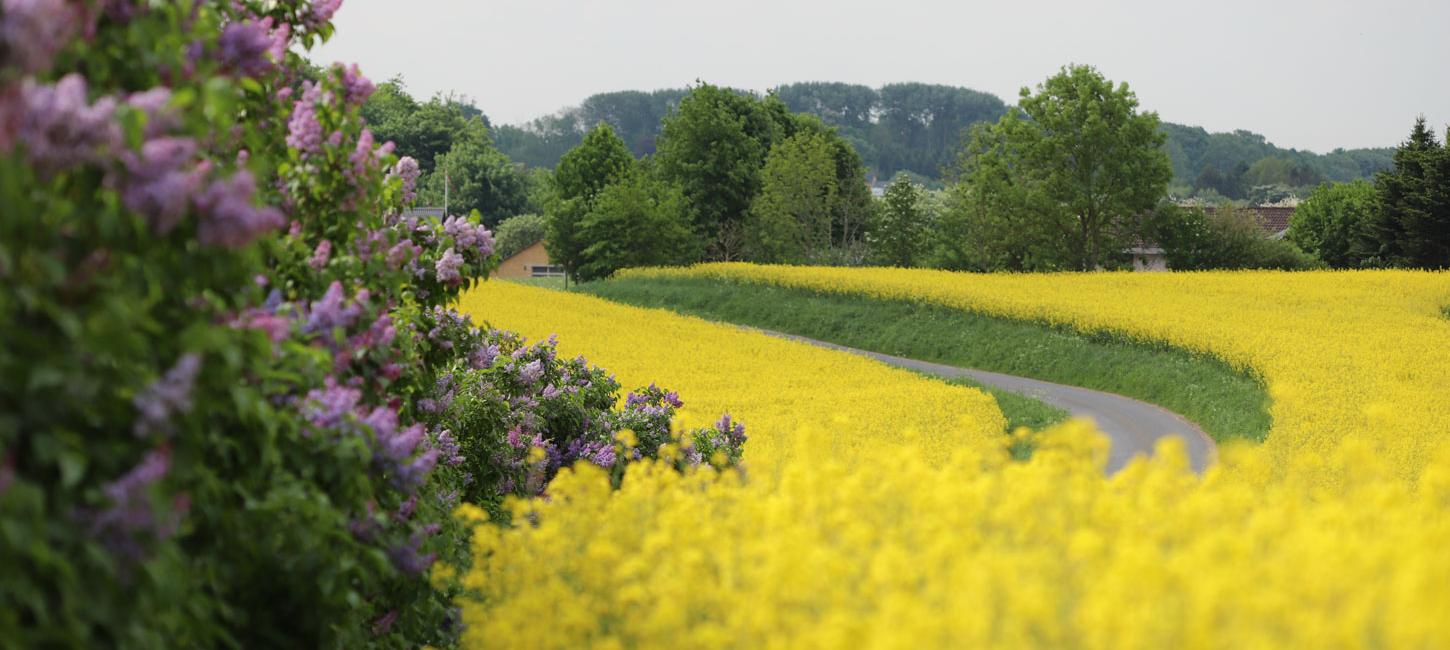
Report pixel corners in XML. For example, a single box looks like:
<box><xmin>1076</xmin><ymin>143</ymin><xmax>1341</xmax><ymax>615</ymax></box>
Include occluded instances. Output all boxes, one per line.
<box><xmin>1201</xmin><ymin>205</ymin><xmax>1296</xmax><ymax>237</ymax></box>
<box><xmin>400</xmin><ymin>207</ymin><xmax>443</xmax><ymax>219</ymax></box>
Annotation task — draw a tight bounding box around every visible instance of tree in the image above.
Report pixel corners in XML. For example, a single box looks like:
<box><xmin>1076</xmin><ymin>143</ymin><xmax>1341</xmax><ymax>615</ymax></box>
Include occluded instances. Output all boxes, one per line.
<box><xmin>1370</xmin><ymin>118</ymin><xmax>1450</xmax><ymax>268</ymax></box>
<box><xmin>494</xmin><ymin>213</ymin><xmax>548</xmax><ymax>259</ymax></box>
<box><xmin>868</xmin><ymin>175</ymin><xmax>933</xmax><ymax>267</ymax></box>
<box><xmin>1289</xmin><ymin>181</ymin><xmax>1378</xmax><ymax>268</ymax></box>
<box><xmin>957</xmin><ymin>65</ymin><xmax>1173</xmax><ymax>271</ymax></box>
<box><xmin>745</xmin><ymin>132</ymin><xmax>840</xmax><ymax>263</ymax></box>
<box><xmin>546</xmin><ymin>124</ymin><xmax>634</xmax><ymax>281</ymax></box>
<box><xmin>421</xmin><ymin>136</ymin><xmax>528</xmax><ymax>224</ymax></box>
<box><xmin>576</xmin><ymin>165</ymin><xmax>699</xmax><ymax>281</ymax></box>
<box><xmin>655</xmin><ymin>83</ymin><xmax>785</xmax><ymax>259</ymax></box>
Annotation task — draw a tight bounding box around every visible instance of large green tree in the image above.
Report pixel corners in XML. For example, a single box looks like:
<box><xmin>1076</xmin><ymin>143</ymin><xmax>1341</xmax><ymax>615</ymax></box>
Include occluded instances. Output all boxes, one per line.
<box><xmin>545</xmin><ymin>124</ymin><xmax>635</xmax><ymax>280</ymax></box>
<box><xmin>577</xmin><ymin>165</ymin><xmax>699</xmax><ymax>281</ymax></box>
<box><xmin>745</xmin><ymin>132</ymin><xmax>840</xmax><ymax>263</ymax></box>
<box><xmin>1370</xmin><ymin>118</ymin><xmax>1450</xmax><ymax>268</ymax></box>
<box><xmin>1289</xmin><ymin>180</ymin><xmax>1378</xmax><ymax>268</ymax></box>
<box><xmin>420</xmin><ymin>136</ymin><xmax>528</xmax><ymax>224</ymax></box>
<box><xmin>868</xmin><ymin>175</ymin><xmax>933</xmax><ymax>267</ymax></box>
<box><xmin>654</xmin><ymin>83</ymin><xmax>787</xmax><ymax>259</ymax></box>
<box><xmin>957</xmin><ymin>65</ymin><xmax>1173</xmax><ymax>271</ymax></box>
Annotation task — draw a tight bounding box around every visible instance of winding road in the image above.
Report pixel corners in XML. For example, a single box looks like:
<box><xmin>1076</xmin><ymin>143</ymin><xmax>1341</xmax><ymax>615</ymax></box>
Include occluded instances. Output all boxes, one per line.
<box><xmin>760</xmin><ymin>330</ymin><xmax>1217</xmax><ymax>475</ymax></box>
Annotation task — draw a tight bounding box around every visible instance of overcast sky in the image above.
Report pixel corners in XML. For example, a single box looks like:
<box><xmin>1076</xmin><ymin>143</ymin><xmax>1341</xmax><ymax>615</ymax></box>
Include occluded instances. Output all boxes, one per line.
<box><xmin>316</xmin><ymin>0</ymin><xmax>1449</xmax><ymax>153</ymax></box>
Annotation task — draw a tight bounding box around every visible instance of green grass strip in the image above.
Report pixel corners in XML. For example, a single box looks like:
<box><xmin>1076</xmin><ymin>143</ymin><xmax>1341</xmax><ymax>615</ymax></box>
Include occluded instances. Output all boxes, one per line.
<box><xmin>580</xmin><ymin>275</ymin><xmax>1271</xmax><ymax>444</ymax></box>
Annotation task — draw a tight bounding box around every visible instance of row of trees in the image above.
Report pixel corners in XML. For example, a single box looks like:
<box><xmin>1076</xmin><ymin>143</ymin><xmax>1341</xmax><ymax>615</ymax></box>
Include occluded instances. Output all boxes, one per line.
<box><xmin>1289</xmin><ymin>118</ymin><xmax>1450</xmax><ymax>269</ymax></box>
<box><xmin>542</xmin><ymin>84</ymin><xmax>876</xmax><ymax>281</ymax></box>
<box><xmin>492</xmin><ymin>82</ymin><xmax>1393</xmax><ymax>194</ymax></box>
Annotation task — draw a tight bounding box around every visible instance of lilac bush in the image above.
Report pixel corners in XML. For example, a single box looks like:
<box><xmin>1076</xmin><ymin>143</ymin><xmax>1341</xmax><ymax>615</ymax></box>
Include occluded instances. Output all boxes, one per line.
<box><xmin>0</xmin><ymin>1</ymin><xmax>745</xmax><ymax>647</ymax></box>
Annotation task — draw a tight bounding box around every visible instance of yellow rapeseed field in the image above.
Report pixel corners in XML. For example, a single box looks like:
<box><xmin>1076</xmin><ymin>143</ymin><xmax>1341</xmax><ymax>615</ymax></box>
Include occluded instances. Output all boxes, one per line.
<box><xmin>455</xmin><ymin>271</ymin><xmax>1450</xmax><ymax>649</ymax></box>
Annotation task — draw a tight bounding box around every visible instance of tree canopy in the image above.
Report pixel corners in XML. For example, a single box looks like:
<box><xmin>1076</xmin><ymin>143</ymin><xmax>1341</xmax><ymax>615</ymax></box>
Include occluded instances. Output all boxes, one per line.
<box><xmin>956</xmin><ymin>65</ymin><xmax>1173</xmax><ymax>271</ymax></box>
<box><xmin>1369</xmin><ymin>118</ymin><xmax>1450</xmax><ymax>269</ymax></box>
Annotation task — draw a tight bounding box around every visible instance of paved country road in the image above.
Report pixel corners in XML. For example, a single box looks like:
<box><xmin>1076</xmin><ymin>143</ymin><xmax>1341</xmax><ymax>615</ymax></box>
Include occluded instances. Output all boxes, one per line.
<box><xmin>759</xmin><ymin>330</ymin><xmax>1217</xmax><ymax>475</ymax></box>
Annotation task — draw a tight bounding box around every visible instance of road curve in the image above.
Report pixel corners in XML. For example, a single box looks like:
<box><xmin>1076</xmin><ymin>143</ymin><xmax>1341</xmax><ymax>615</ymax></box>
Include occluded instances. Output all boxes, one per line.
<box><xmin>758</xmin><ymin>330</ymin><xmax>1217</xmax><ymax>475</ymax></box>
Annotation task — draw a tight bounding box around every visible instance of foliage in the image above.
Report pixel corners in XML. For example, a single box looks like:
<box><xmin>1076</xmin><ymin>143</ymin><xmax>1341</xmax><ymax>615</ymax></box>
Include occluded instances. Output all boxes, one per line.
<box><xmin>545</xmin><ymin>123</ymin><xmax>634</xmax><ymax>280</ymax></box>
<box><xmin>956</xmin><ymin>65</ymin><xmax>1172</xmax><ymax>271</ymax></box>
<box><xmin>468</xmin><ymin>266</ymin><xmax>1450</xmax><ymax>647</ymax></box>
<box><xmin>1289</xmin><ymin>180</ymin><xmax>1379</xmax><ymax>268</ymax></box>
<box><xmin>419</xmin><ymin>136</ymin><xmax>528</xmax><ymax>226</ymax></box>
<box><xmin>745</xmin><ymin>132</ymin><xmax>840</xmax><ymax>263</ymax></box>
<box><xmin>0</xmin><ymin>3</ymin><xmax>737</xmax><ymax>647</ymax></box>
<box><xmin>363</xmin><ymin>77</ymin><xmax>528</xmax><ymax>224</ymax></box>
<box><xmin>1165</xmin><ymin>122</ymin><xmax>1394</xmax><ymax>200</ymax></box>
<box><xmin>1151</xmin><ymin>205</ymin><xmax>1321</xmax><ymax>270</ymax></box>
<box><xmin>1369</xmin><ymin>117</ymin><xmax>1450</xmax><ymax>269</ymax></box>
<box><xmin>867</xmin><ymin>175</ymin><xmax>934</xmax><ymax>267</ymax></box>
<box><xmin>654</xmin><ymin>83</ymin><xmax>785</xmax><ymax>259</ymax></box>
<box><xmin>0</xmin><ymin>2</ymin><xmax>482</xmax><ymax>645</ymax></box>
<box><xmin>494</xmin><ymin>88</ymin><xmax>687</xmax><ymax>167</ymax></box>
<box><xmin>493</xmin><ymin>213</ymin><xmax>548</xmax><ymax>260</ymax></box>
<box><xmin>576</xmin><ymin>164</ymin><xmax>699</xmax><ymax>282</ymax></box>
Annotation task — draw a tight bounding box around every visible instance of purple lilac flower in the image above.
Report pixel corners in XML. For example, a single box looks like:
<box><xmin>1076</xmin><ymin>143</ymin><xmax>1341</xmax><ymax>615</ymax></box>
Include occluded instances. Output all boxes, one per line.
<box><xmin>434</xmin><ymin>247</ymin><xmax>464</xmax><ymax>284</ymax></box>
<box><xmin>396</xmin><ymin>494</ymin><xmax>418</xmax><ymax>520</ymax></box>
<box><xmin>394</xmin><ymin>447</ymin><xmax>439</xmax><ymax>489</ymax></box>
<box><xmin>86</xmin><ymin>446</ymin><xmax>187</xmax><ymax>561</ymax></box>
<box><xmin>337</xmin><ymin>63</ymin><xmax>375</xmax><ymax>107</ymax></box>
<box><xmin>385</xmin><ymin>239</ymin><xmax>418</xmax><ymax>269</ymax></box>
<box><xmin>437</xmin><ymin>489</ymin><xmax>459</xmax><ymax>509</ymax></box>
<box><xmin>104</xmin><ymin>446</ymin><xmax>171</xmax><ymax>504</ymax></box>
<box><xmin>435</xmin><ymin>429</ymin><xmax>465</xmax><ymax>467</ymax></box>
<box><xmin>506</xmin><ymin>427</ymin><xmax>525</xmax><ymax>449</ymax></box>
<box><xmin>118</xmin><ymin>137</ymin><xmax>205</xmax><ymax>234</ymax></box>
<box><xmin>390</xmin><ymin>156</ymin><xmax>420</xmax><ymax>204</ymax></box>
<box><xmin>518</xmin><ymin>360</ymin><xmax>544</xmax><ymax>386</ymax></box>
<box><xmin>17</xmin><ymin>74</ymin><xmax>121</xmax><ymax>174</ymax></box>
<box><xmin>262</xmin><ymin>17</ymin><xmax>290</xmax><ymax>64</ymax></box>
<box><xmin>307</xmin><ymin>0</ymin><xmax>344</xmax><ymax>29</ymax></box>
<box><xmin>442</xmin><ymin>216</ymin><xmax>495</xmax><ymax>257</ymax></box>
<box><xmin>193</xmin><ymin>171</ymin><xmax>285</xmax><ymax>248</ymax></box>
<box><xmin>716</xmin><ymin>413</ymin><xmax>747</xmax><ymax>446</ymax></box>
<box><xmin>302</xmin><ymin>377</ymin><xmax>361</xmax><ymax>431</ymax></box>
<box><xmin>217</xmin><ymin>19</ymin><xmax>275</xmax><ymax>77</ymax></box>
<box><xmin>469</xmin><ymin>343</ymin><xmax>500</xmax><ymax>370</ymax></box>
<box><xmin>1</xmin><ymin>0</ymin><xmax>80</xmax><ymax>74</ymax></box>
<box><xmin>285</xmin><ymin>82</ymin><xmax>323</xmax><ymax>155</ymax></box>
<box><xmin>387</xmin><ymin>534</ymin><xmax>436</xmax><ymax>576</ymax></box>
<box><xmin>308</xmin><ymin>239</ymin><xmax>332</xmax><ymax>270</ymax></box>
<box><xmin>304</xmin><ymin>281</ymin><xmax>365</xmax><ymax>334</ymax></box>
<box><xmin>133</xmin><ymin>354</ymin><xmax>202</xmax><ymax>437</ymax></box>
<box><xmin>125</xmin><ymin>88</ymin><xmax>177</xmax><ymax>138</ymax></box>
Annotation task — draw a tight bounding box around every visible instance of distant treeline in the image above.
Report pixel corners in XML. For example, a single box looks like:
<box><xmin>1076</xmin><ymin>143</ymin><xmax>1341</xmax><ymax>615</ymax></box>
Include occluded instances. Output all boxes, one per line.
<box><xmin>494</xmin><ymin>82</ymin><xmax>1395</xmax><ymax>198</ymax></box>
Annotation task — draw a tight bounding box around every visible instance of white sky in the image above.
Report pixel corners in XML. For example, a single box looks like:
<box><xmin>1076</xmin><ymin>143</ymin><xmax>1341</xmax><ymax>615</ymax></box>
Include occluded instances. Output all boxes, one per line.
<box><xmin>316</xmin><ymin>0</ymin><xmax>1450</xmax><ymax>153</ymax></box>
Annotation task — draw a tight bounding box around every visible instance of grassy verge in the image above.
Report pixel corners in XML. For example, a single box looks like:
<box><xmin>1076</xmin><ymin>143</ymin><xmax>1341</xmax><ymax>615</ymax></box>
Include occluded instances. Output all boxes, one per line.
<box><xmin>580</xmin><ymin>275</ymin><xmax>1271</xmax><ymax>444</ymax></box>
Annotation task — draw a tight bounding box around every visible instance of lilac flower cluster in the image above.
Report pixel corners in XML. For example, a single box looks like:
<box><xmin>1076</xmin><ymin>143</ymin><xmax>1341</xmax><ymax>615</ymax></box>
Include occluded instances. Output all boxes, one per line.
<box><xmin>0</xmin><ymin>0</ymin><xmax>82</xmax><ymax>74</ymax></box>
<box><xmin>217</xmin><ymin>19</ymin><xmax>279</xmax><ymax>78</ymax></box>
<box><xmin>133</xmin><ymin>354</ymin><xmax>203</xmax><ymax>437</ymax></box>
<box><xmin>86</xmin><ymin>446</ymin><xmax>187</xmax><ymax>562</ymax></box>
<box><xmin>441</xmin><ymin>215</ymin><xmax>496</xmax><ymax>258</ymax></box>
<box><xmin>303</xmin><ymin>281</ymin><xmax>368</xmax><ymax>335</ymax></box>
<box><xmin>15</xmin><ymin>74</ymin><xmax>121</xmax><ymax>174</ymax></box>
<box><xmin>306</xmin><ymin>0</ymin><xmax>345</xmax><ymax>30</ymax></box>
<box><xmin>193</xmin><ymin>170</ymin><xmax>286</xmax><ymax>249</ymax></box>
<box><xmin>118</xmin><ymin>137</ymin><xmax>206</xmax><ymax>234</ymax></box>
<box><xmin>285</xmin><ymin>81</ymin><xmax>324</xmax><ymax>155</ymax></box>
<box><xmin>390</xmin><ymin>156</ymin><xmax>420</xmax><ymax>204</ymax></box>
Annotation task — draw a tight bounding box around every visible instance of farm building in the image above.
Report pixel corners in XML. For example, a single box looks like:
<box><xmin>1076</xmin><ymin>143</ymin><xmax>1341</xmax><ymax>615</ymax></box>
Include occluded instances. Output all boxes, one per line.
<box><xmin>495</xmin><ymin>240</ymin><xmax>565</xmax><ymax>279</ymax></box>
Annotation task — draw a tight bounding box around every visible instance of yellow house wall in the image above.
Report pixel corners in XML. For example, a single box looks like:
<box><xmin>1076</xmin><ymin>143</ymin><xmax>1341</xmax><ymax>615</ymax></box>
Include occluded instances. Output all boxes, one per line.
<box><xmin>495</xmin><ymin>241</ymin><xmax>553</xmax><ymax>279</ymax></box>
